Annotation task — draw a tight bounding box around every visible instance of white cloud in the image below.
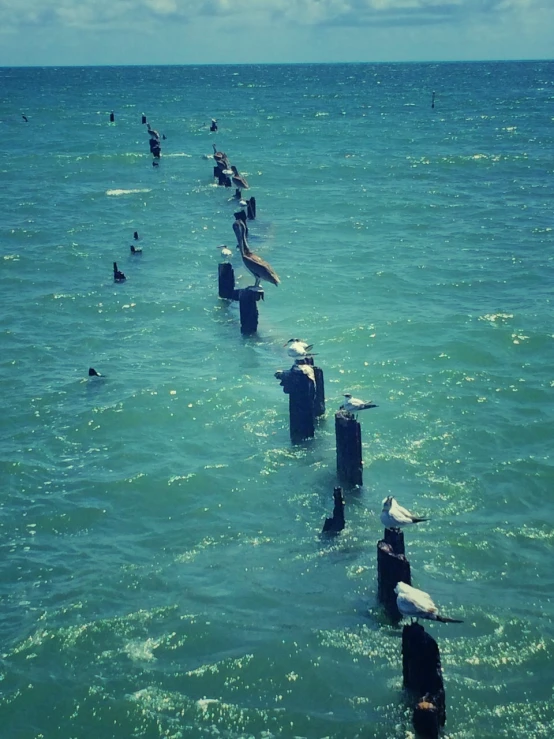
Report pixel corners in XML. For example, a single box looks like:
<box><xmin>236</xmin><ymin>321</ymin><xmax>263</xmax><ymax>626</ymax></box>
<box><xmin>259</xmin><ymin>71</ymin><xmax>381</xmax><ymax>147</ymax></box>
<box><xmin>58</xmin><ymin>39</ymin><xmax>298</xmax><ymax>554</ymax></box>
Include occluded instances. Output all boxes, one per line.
<box><xmin>0</xmin><ymin>0</ymin><xmax>551</xmax><ymax>31</ymax></box>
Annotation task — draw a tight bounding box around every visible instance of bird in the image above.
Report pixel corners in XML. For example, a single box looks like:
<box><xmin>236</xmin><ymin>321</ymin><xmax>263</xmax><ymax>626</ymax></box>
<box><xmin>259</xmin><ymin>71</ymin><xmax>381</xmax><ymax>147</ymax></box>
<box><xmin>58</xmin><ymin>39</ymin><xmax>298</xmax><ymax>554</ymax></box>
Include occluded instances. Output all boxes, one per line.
<box><xmin>233</xmin><ymin>220</ymin><xmax>280</xmax><ymax>288</ymax></box>
<box><xmin>147</xmin><ymin>127</ymin><xmax>160</xmax><ymax>139</ymax></box>
<box><xmin>339</xmin><ymin>393</ymin><xmax>377</xmax><ymax>415</ymax></box>
<box><xmin>395</xmin><ymin>582</ymin><xmax>463</xmax><ymax>624</ymax></box>
<box><xmin>380</xmin><ymin>496</ymin><xmax>429</xmax><ymax>530</ymax></box>
<box><xmin>230</xmin><ymin>165</ymin><xmax>249</xmax><ymax>191</ymax></box>
<box><xmin>284</xmin><ymin>339</ymin><xmax>314</xmax><ymax>360</ymax></box>
<box><xmin>212</xmin><ymin>143</ymin><xmax>229</xmax><ymax>168</ymax></box>
<box><xmin>218</xmin><ymin>244</ymin><xmax>233</xmax><ymax>259</ymax></box>
<box><xmin>130</xmin><ymin>245</ymin><xmax>142</xmax><ymax>254</ymax></box>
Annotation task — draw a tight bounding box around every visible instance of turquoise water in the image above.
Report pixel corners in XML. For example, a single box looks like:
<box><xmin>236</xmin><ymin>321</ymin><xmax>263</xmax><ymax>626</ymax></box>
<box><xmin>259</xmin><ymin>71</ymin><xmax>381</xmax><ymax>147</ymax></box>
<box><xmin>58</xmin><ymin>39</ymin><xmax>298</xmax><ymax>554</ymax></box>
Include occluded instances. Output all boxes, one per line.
<box><xmin>1</xmin><ymin>61</ymin><xmax>553</xmax><ymax>738</ymax></box>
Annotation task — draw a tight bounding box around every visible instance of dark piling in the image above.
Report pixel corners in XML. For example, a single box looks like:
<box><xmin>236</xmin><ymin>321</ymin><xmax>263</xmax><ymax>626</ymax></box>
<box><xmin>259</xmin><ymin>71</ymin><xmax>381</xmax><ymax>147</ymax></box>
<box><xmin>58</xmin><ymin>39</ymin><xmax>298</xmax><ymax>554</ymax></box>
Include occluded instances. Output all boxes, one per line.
<box><xmin>402</xmin><ymin>622</ymin><xmax>446</xmax><ymax>736</ymax></box>
<box><xmin>218</xmin><ymin>263</ymin><xmax>237</xmax><ymax>300</ymax></box>
<box><xmin>275</xmin><ymin>364</ymin><xmax>316</xmax><ymax>443</ymax></box>
<box><xmin>246</xmin><ymin>197</ymin><xmax>256</xmax><ymax>220</ymax></box>
<box><xmin>238</xmin><ymin>288</ymin><xmax>263</xmax><ymax>335</ymax></box>
<box><xmin>335</xmin><ymin>410</ymin><xmax>363</xmax><ymax>487</ymax></box>
<box><xmin>377</xmin><ymin>534</ymin><xmax>411</xmax><ymax>621</ymax></box>
<box><xmin>322</xmin><ymin>487</ymin><xmax>345</xmax><ymax>535</ymax></box>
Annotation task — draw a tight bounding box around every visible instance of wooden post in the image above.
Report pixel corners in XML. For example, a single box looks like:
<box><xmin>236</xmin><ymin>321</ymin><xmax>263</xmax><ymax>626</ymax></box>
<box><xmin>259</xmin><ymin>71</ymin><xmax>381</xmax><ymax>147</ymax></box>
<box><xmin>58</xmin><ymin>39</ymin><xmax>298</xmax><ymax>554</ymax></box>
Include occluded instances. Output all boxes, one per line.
<box><xmin>335</xmin><ymin>411</ymin><xmax>363</xmax><ymax>487</ymax></box>
<box><xmin>313</xmin><ymin>366</ymin><xmax>325</xmax><ymax>417</ymax></box>
<box><xmin>377</xmin><ymin>540</ymin><xmax>411</xmax><ymax>621</ymax></box>
<box><xmin>295</xmin><ymin>357</ymin><xmax>325</xmax><ymax>417</ymax></box>
<box><xmin>234</xmin><ymin>210</ymin><xmax>248</xmax><ymax>236</ymax></box>
<box><xmin>402</xmin><ymin>622</ymin><xmax>446</xmax><ymax>735</ymax></box>
<box><xmin>141</xmin><ymin>114</ymin><xmax>147</xmax><ymax>124</ymax></box>
<box><xmin>322</xmin><ymin>486</ymin><xmax>345</xmax><ymax>535</ymax></box>
<box><xmin>275</xmin><ymin>364</ymin><xmax>316</xmax><ymax>443</ymax></box>
<box><xmin>247</xmin><ymin>197</ymin><xmax>256</xmax><ymax>220</ymax></box>
<box><xmin>218</xmin><ymin>263</ymin><xmax>236</xmax><ymax>300</ymax></box>
<box><xmin>289</xmin><ymin>366</ymin><xmax>315</xmax><ymax>443</ymax></box>
<box><xmin>413</xmin><ymin>701</ymin><xmax>440</xmax><ymax>739</ymax></box>
<box><xmin>384</xmin><ymin>527</ymin><xmax>405</xmax><ymax>556</ymax></box>
<box><xmin>238</xmin><ymin>288</ymin><xmax>262</xmax><ymax>335</ymax></box>
<box><xmin>109</xmin><ymin>111</ymin><xmax>115</xmax><ymax>122</ymax></box>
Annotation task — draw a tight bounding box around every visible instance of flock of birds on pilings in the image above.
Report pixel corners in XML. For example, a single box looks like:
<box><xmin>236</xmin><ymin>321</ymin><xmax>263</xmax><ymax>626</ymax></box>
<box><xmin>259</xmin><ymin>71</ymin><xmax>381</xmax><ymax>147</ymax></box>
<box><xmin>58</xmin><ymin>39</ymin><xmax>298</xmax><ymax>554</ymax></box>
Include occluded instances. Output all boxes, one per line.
<box><xmin>84</xmin><ymin>107</ymin><xmax>461</xmax><ymax>735</ymax></box>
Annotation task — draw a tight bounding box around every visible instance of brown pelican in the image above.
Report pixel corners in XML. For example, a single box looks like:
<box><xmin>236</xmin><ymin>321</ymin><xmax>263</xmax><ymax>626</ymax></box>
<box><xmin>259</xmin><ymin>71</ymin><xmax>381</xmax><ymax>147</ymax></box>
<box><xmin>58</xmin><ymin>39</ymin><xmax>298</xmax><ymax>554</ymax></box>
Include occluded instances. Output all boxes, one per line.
<box><xmin>212</xmin><ymin>143</ymin><xmax>229</xmax><ymax>168</ymax></box>
<box><xmin>233</xmin><ymin>221</ymin><xmax>279</xmax><ymax>288</ymax></box>
<box><xmin>230</xmin><ymin>165</ymin><xmax>249</xmax><ymax>190</ymax></box>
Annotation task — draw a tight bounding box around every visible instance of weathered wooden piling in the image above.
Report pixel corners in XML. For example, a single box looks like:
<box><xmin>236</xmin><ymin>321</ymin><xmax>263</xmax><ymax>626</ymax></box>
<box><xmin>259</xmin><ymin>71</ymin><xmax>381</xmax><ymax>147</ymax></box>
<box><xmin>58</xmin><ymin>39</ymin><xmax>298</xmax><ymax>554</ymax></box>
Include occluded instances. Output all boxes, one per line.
<box><xmin>402</xmin><ymin>622</ymin><xmax>446</xmax><ymax>737</ymax></box>
<box><xmin>109</xmin><ymin>111</ymin><xmax>115</xmax><ymax>122</ymax></box>
<box><xmin>377</xmin><ymin>533</ymin><xmax>411</xmax><ymax>621</ymax></box>
<box><xmin>335</xmin><ymin>410</ymin><xmax>363</xmax><ymax>487</ymax></box>
<box><xmin>238</xmin><ymin>287</ymin><xmax>263</xmax><ymax>335</ymax></box>
<box><xmin>313</xmin><ymin>366</ymin><xmax>325</xmax><ymax>417</ymax></box>
<box><xmin>141</xmin><ymin>113</ymin><xmax>147</xmax><ymax>124</ymax></box>
<box><xmin>234</xmin><ymin>210</ymin><xmax>248</xmax><ymax>236</ymax></box>
<box><xmin>322</xmin><ymin>486</ymin><xmax>345</xmax><ymax>535</ymax></box>
<box><xmin>296</xmin><ymin>357</ymin><xmax>325</xmax><ymax>417</ymax></box>
<box><xmin>246</xmin><ymin>197</ymin><xmax>256</xmax><ymax>220</ymax></box>
<box><xmin>384</xmin><ymin>526</ymin><xmax>405</xmax><ymax>556</ymax></box>
<box><xmin>214</xmin><ymin>163</ymin><xmax>231</xmax><ymax>187</ymax></box>
<box><xmin>218</xmin><ymin>263</ymin><xmax>237</xmax><ymax>300</ymax></box>
<box><xmin>275</xmin><ymin>364</ymin><xmax>316</xmax><ymax>443</ymax></box>
<box><xmin>113</xmin><ymin>262</ymin><xmax>126</xmax><ymax>283</ymax></box>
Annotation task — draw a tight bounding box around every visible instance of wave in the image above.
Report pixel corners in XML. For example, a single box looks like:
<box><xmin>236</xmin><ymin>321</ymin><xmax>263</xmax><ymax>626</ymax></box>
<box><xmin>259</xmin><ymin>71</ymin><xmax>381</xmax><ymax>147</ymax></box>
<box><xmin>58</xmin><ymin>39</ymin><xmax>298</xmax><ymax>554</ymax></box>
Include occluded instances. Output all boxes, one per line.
<box><xmin>105</xmin><ymin>188</ymin><xmax>152</xmax><ymax>196</ymax></box>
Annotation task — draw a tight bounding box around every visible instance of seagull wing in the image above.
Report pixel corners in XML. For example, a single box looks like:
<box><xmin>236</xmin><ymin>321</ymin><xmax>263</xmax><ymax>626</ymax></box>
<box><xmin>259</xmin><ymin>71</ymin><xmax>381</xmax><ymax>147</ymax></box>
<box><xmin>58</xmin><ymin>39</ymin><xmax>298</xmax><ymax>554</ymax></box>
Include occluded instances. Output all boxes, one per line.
<box><xmin>396</xmin><ymin>583</ymin><xmax>438</xmax><ymax>618</ymax></box>
<box><xmin>389</xmin><ymin>500</ymin><xmax>415</xmax><ymax>525</ymax></box>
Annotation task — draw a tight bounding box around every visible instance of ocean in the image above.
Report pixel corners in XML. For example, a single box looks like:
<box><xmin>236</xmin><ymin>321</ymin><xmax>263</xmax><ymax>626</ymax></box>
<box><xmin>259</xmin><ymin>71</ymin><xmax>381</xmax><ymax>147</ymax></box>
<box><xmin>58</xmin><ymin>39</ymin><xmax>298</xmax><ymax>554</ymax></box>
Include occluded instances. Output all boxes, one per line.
<box><xmin>1</xmin><ymin>61</ymin><xmax>553</xmax><ymax>738</ymax></box>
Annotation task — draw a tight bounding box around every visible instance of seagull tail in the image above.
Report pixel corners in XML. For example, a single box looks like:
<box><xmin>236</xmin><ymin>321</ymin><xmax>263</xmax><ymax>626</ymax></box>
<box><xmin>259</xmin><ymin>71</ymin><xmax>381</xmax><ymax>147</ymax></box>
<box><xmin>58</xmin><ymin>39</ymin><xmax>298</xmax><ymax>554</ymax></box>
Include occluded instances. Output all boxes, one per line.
<box><xmin>361</xmin><ymin>403</ymin><xmax>378</xmax><ymax>410</ymax></box>
<box><xmin>412</xmin><ymin>517</ymin><xmax>430</xmax><ymax>523</ymax></box>
<box><xmin>436</xmin><ymin>615</ymin><xmax>463</xmax><ymax>624</ymax></box>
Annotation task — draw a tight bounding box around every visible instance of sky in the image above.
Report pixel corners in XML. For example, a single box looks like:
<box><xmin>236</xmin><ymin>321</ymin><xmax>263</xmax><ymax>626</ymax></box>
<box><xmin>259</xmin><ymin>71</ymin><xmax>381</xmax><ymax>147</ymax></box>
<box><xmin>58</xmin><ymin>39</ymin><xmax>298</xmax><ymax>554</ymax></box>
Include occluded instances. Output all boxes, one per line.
<box><xmin>0</xmin><ymin>0</ymin><xmax>553</xmax><ymax>67</ymax></box>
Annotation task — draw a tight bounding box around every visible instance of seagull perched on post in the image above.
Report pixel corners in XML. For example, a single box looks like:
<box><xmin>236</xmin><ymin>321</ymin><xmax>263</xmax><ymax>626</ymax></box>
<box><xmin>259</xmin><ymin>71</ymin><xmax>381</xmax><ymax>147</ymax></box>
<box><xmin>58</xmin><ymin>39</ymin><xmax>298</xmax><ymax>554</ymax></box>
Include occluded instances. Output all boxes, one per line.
<box><xmin>339</xmin><ymin>393</ymin><xmax>377</xmax><ymax>416</ymax></box>
<box><xmin>233</xmin><ymin>220</ymin><xmax>279</xmax><ymax>289</ymax></box>
<box><xmin>395</xmin><ymin>582</ymin><xmax>463</xmax><ymax>624</ymax></box>
<box><xmin>380</xmin><ymin>496</ymin><xmax>429</xmax><ymax>530</ymax></box>
<box><xmin>217</xmin><ymin>244</ymin><xmax>233</xmax><ymax>259</ymax></box>
<box><xmin>284</xmin><ymin>339</ymin><xmax>314</xmax><ymax>361</ymax></box>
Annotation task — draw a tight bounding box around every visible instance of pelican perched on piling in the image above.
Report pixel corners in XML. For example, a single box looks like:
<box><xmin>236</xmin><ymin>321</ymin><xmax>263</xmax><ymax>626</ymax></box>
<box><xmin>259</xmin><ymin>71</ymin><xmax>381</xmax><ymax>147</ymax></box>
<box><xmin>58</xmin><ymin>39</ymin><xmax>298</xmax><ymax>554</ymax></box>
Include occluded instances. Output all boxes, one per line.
<box><xmin>233</xmin><ymin>221</ymin><xmax>280</xmax><ymax>288</ymax></box>
<box><xmin>230</xmin><ymin>165</ymin><xmax>249</xmax><ymax>191</ymax></box>
<box><xmin>212</xmin><ymin>143</ymin><xmax>229</xmax><ymax>168</ymax></box>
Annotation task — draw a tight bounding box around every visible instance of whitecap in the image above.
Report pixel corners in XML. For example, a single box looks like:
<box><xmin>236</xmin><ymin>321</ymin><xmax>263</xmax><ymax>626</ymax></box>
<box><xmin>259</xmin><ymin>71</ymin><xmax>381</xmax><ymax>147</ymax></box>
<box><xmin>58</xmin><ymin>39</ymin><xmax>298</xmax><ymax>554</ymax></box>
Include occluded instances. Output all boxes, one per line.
<box><xmin>105</xmin><ymin>188</ymin><xmax>152</xmax><ymax>196</ymax></box>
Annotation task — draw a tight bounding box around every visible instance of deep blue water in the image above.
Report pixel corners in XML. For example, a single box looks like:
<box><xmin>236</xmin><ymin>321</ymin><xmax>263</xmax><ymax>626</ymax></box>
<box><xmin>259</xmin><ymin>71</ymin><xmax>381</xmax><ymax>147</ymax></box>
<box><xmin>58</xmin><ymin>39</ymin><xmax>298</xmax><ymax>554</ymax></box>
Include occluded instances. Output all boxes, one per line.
<box><xmin>1</xmin><ymin>61</ymin><xmax>554</xmax><ymax>738</ymax></box>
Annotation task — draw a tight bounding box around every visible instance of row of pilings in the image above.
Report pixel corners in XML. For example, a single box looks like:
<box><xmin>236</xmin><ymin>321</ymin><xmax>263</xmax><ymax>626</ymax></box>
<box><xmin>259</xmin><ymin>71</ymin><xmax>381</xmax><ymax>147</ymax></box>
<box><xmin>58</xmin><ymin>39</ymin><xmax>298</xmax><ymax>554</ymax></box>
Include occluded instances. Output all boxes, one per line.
<box><xmin>209</xmin><ymin>140</ymin><xmax>450</xmax><ymax>739</ymax></box>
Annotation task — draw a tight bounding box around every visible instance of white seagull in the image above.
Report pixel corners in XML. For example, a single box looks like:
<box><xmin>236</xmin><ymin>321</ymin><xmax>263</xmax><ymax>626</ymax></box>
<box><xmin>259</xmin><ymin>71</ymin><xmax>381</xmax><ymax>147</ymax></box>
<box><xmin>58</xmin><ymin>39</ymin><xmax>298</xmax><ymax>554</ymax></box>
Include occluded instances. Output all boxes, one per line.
<box><xmin>380</xmin><ymin>496</ymin><xmax>429</xmax><ymax>530</ymax></box>
<box><xmin>217</xmin><ymin>245</ymin><xmax>233</xmax><ymax>259</ymax></box>
<box><xmin>339</xmin><ymin>393</ymin><xmax>377</xmax><ymax>415</ymax></box>
<box><xmin>395</xmin><ymin>582</ymin><xmax>463</xmax><ymax>623</ymax></box>
<box><xmin>284</xmin><ymin>338</ymin><xmax>314</xmax><ymax>360</ymax></box>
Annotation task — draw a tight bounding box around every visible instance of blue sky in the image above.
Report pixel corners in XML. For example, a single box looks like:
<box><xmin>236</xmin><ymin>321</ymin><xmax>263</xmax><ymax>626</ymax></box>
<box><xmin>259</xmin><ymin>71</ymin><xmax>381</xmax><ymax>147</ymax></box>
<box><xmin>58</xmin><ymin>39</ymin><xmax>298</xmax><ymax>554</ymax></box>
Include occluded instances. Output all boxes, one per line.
<box><xmin>0</xmin><ymin>0</ymin><xmax>553</xmax><ymax>66</ymax></box>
